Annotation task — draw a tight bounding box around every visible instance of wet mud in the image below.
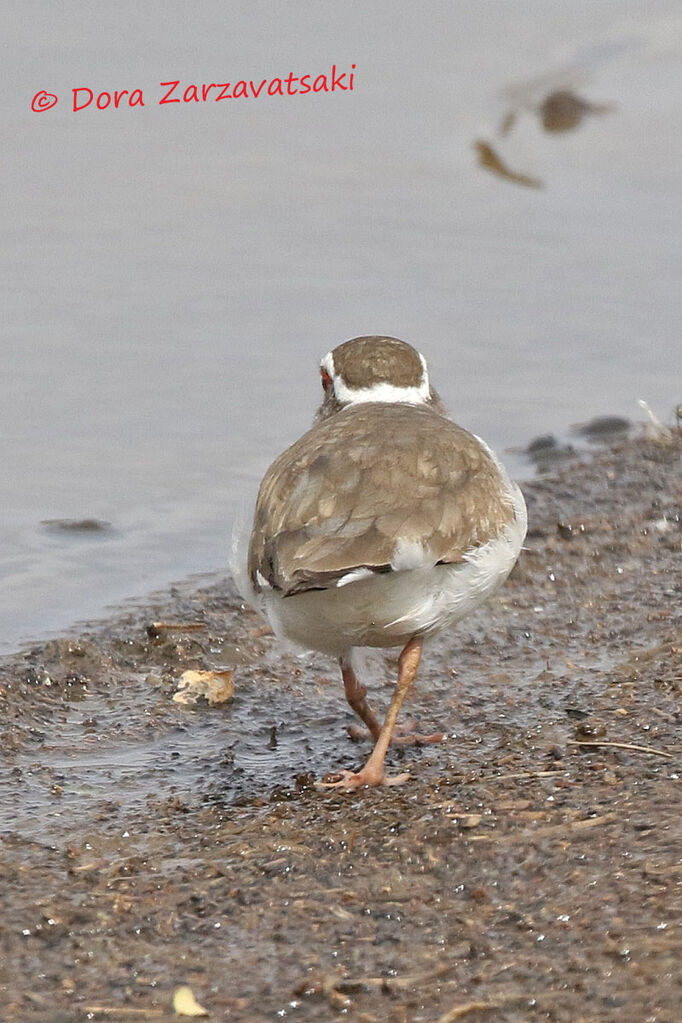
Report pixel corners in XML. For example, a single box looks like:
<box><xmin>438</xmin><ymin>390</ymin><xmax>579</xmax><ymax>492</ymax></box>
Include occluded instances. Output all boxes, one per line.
<box><xmin>1</xmin><ymin>432</ymin><xmax>680</xmax><ymax>1022</ymax></box>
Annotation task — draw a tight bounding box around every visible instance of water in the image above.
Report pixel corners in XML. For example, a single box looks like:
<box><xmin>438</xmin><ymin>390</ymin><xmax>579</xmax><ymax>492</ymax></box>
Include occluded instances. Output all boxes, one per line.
<box><xmin>2</xmin><ymin>1</ymin><xmax>681</xmax><ymax>653</ymax></box>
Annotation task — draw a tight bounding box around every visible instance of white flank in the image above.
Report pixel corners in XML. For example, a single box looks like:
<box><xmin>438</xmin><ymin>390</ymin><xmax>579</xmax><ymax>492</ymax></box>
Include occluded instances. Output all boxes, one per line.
<box><xmin>259</xmin><ymin>478</ymin><xmax>527</xmax><ymax>657</ymax></box>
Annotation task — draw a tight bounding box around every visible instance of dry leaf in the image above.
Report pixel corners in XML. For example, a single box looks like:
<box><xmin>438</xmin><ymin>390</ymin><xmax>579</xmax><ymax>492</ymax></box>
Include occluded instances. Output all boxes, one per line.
<box><xmin>173</xmin><ymin>985</ymin><xmax>209</xmax><ymax>1017</ymax></box>
<box><xmin>173</xmin><ymin>670</ymin><xmax>235</xmax><ymax>706</ymax></box>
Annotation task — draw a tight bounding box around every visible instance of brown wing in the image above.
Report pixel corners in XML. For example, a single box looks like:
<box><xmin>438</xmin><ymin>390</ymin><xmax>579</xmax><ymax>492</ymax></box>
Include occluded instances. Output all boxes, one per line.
<box><xmin>248</xmin><ymin>403</ymin><xmax>515</xmax><ymax>595</ymax></box>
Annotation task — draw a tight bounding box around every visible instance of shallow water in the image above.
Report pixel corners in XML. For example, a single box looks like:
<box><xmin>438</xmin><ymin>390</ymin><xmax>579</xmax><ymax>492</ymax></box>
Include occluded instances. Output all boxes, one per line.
<box><xmin>3</xmin><ymin>1</ymin><xmax>681</xmax><ymax>653</ymax></box>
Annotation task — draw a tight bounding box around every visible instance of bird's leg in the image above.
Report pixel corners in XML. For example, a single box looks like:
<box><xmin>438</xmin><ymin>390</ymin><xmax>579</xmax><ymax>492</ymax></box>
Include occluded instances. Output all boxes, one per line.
<box><xmin>348</xmin><ymin>717</ymin><xmax>445</xmax><ymax>745</ymax></box>
<box><xmin>359</xmin><ymin>636</ymin><xmax>423</xmax><ymax>782</ymax></box>
<box><xmin>340</xmin><ymin>655</ymin><xmax>382</xmax><ymax>742</ymax></box>
<box><xmin>378</xmin><ymin>721</ymin><xmax>446</xmax><ymax>746</ymax></box>
<box><xmin>317</xmin><ymin>636</ymin><xmax>424</xmax><ymax>791</ymax></box>
<box><xmin>343</xmin><ymin>653</ymin><xmax>445</xmax><ymax>747</ymax></box>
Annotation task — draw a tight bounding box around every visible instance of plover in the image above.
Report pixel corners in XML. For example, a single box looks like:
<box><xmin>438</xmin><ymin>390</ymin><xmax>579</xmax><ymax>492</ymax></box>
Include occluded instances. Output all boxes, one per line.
<box><xmin>234</xmin><ymin>336</ymin><xmax>527</xmax><ymax>790</ymax></box>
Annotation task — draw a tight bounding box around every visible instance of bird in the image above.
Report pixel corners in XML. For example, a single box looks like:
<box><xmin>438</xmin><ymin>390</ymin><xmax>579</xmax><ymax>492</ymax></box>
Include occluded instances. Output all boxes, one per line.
<box><xmin>233</xmin><ymin>335</ymin><xmax>527</xmax><ymax>791</ymax></box>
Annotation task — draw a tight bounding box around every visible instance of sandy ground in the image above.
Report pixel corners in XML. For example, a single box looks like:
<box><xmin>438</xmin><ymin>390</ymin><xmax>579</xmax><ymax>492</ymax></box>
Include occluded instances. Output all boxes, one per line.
<box><xmin>1</xmin><ymin>430</ymin><xmax>680</xmax><ymax>1023</ymax></box>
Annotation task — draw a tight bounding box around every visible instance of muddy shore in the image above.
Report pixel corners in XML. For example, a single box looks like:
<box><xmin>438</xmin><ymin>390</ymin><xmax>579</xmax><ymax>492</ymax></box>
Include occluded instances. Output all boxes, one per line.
<box><xmin>1</xmin><ymin>431</ymin><xmax>680</xmax><ymax>1023</ymax></box>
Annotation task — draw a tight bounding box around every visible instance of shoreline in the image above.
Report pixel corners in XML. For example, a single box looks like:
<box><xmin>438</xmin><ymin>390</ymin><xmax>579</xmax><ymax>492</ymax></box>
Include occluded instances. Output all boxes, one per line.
<box><xmin>0</xmin><ymin>417</ymin><xmax>635</xmax><ymax>660</ymax></box>
<box><xmin>1</xmin><ymin>431</ymin><xmax>680</xmax><ymax>1022</ymax></box>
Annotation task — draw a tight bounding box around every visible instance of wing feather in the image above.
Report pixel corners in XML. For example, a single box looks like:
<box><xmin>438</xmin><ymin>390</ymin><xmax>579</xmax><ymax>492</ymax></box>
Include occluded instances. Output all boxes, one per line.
<box><xmin>249</xmin><ymin>403</ymin><xmax>515</xmax><ymax>595</ymax></box>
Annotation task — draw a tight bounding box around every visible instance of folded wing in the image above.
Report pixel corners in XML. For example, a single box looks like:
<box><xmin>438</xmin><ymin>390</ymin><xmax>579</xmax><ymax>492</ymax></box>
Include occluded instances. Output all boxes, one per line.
<box><xmin>249</xmin><ymin>403</ymin><xmax>516</xmax><ymax>596</ymax></box>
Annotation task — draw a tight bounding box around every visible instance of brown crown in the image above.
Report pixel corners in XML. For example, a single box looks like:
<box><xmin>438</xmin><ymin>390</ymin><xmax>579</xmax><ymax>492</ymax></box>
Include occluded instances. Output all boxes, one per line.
<box><xmin>331</xmin><ymin>336</ymin><xmax>425</xmax><ymax>389</ymax></box>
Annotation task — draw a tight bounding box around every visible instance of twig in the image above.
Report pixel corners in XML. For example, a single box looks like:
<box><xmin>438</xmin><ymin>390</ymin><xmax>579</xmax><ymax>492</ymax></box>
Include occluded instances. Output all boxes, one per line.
<box><xmin>437</xmin><ymin>999</ymin><xmax>502</xmax><ymax>1022</ymax></box>
<box><xmin>568</xmin><ymin>740</ymin><xmax>673</xmax><ymax>759</ymax></box>
<box><xmin>468</xmin><ymin>813</ymin><xmax>617</xmax><ymax>843</ymax></box>
<box><xmin>146</xmin><ymin>620</ymin><xmax>206</xmax><ymax>636</ymax></box>
<box><xmin>638</xmin><ymin>399</ymin><xmax>674</xmax><ymax>442</ymax></box>
<box><xmin>337</xmin><ymin>962</ymin><xmax>455</xmax><ymax>992</ymax></box>
<box><xmin>486</xmin><ymin>769</ymin><xmax>565</xmax><ymax>782</ymax></box>
<box><xmin>562</xmin><ymin>813</ymin><xmax>617</xmax><ymax>831</ymax></box>
<box><xmin>428</xmin><ymin>771</ymin><xmax>566</xmax><ymax>809</ymax></box>
<box><xmin>82</xmin><ymin>1009</ymin><xmax>163</xmax><ymax>1018</ymax></box>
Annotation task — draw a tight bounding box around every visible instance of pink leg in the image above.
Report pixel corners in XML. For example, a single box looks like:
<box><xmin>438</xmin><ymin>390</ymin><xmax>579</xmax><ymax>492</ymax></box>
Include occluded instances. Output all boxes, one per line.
<box><xmin>316</xmin><ymin>636</ymin><xmax>425</xmax><ymax>792</ymax></box>
<box><xmin>342</xmin><ymin>655</ymin><xmax>445</xmax><ymax>747</ymax></box>
<box><xmin>341</xmin><ymin>655</ymin><xmax>382</xmax><ymax>742</ymax></box>
<box><xmin>348</xmin><ymin>719</ymin><xmax>446</xmax><ymax>746</ymax></box>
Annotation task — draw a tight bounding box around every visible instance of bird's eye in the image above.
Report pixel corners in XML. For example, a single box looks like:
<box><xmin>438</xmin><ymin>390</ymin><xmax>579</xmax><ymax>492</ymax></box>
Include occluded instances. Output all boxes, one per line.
<box><xmin>320</xmin><ymin>368</ymin><xmax>332</xmax><ymax>392</ymax></box>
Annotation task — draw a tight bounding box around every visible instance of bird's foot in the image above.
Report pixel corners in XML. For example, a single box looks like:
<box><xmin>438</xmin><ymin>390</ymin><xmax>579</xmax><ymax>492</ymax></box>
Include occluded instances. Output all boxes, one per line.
<box><xmin>315</xmin><ymin>767</ymin><xmax>410</xmax><ymax>792</ymax></box>
<box><xmin>348</xmin><ymin>720</ymin><xmax>446</xmax><ymax>746</ymax></box>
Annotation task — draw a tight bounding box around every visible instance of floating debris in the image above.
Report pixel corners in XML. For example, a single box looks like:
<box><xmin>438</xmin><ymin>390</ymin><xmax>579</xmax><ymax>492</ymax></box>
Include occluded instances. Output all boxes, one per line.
<box><xmin>500</xmin><ymin>62</ymin><xmax>616</xmax><ymax>137</ymax></box>
<box><xmin>473</xmin><ymin>139</ymin><xmax>543</xmax><ymax>189</ymax></box>
<box><xmin>539</xmin><ymin>89</ymin><xmax>615</xmax><ymax>132</ymax></box>
<box><xmin>497</xmin><ymin>109</ymin><xmax>518</xmax><ymax>136</ymax></box>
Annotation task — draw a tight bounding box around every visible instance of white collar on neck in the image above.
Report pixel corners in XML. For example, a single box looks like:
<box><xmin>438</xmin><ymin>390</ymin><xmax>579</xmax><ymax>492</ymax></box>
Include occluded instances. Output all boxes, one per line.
<box><xmin>321</xmin><ymin>351</ymin><xmax>431</xmax><ymax>407</ymax></box>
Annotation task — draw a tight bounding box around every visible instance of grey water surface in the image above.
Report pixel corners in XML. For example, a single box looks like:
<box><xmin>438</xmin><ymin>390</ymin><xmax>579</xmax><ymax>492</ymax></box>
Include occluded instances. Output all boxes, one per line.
<box><xmin>2</xmin><ymin>0</ymin><xmax>681</xmax><ymax>653</ymax></box>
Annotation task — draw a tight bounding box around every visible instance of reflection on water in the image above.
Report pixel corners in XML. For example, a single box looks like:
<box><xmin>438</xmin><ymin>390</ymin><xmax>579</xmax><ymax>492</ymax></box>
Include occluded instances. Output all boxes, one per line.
<box><xmin>2</xmin><ymin>1</ymin><xmax>681</xmax><ymax>653</ymax></box>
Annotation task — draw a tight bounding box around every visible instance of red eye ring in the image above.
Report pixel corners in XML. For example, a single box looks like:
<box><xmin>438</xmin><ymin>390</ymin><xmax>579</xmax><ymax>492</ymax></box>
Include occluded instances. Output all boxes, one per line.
<box><xmin>320</xmin><ymin>368</ymin><xmax>332</xmax><ymax>391</ymax></box>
